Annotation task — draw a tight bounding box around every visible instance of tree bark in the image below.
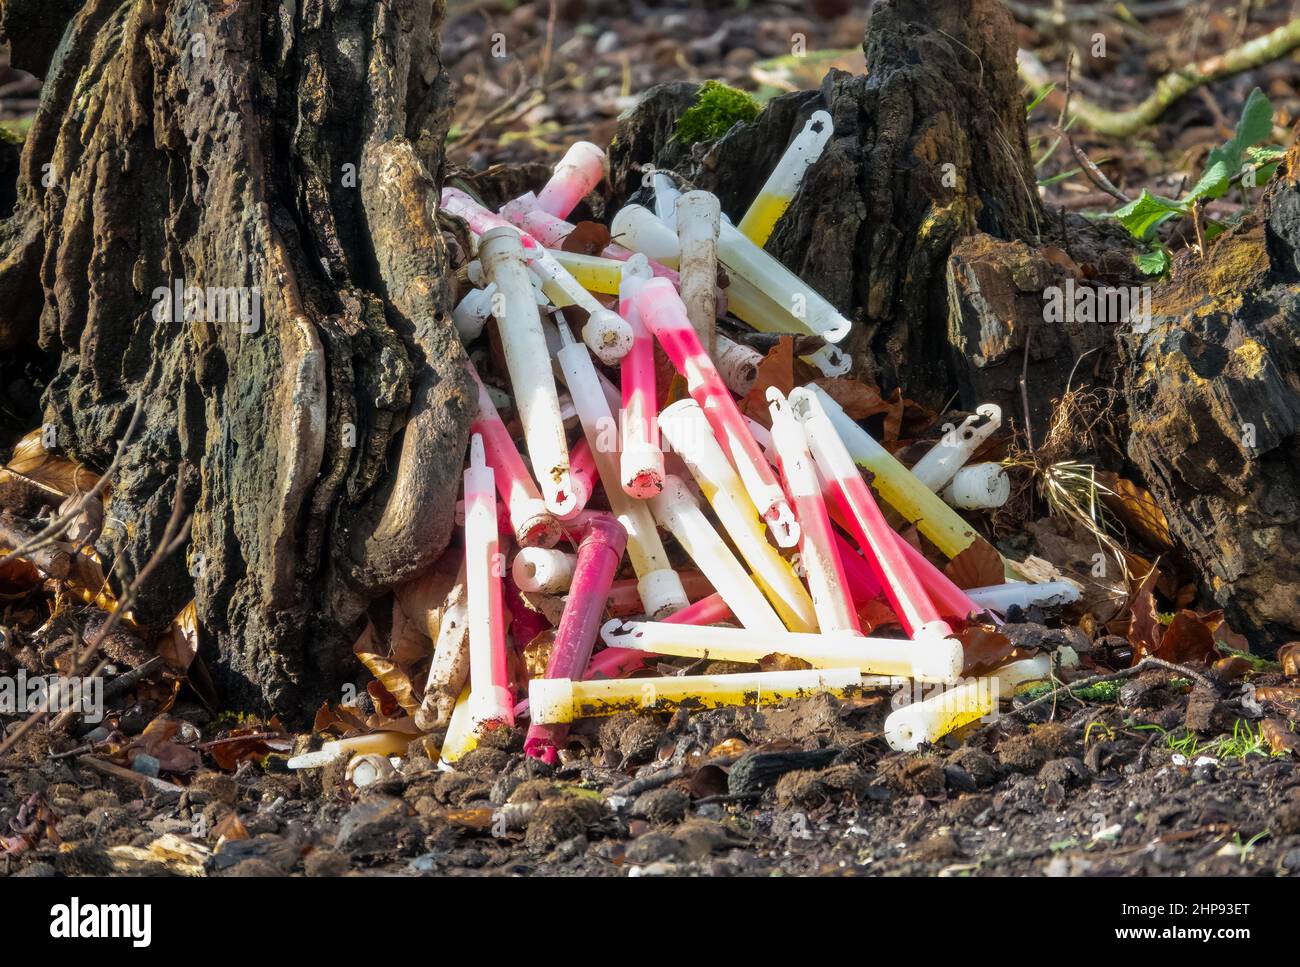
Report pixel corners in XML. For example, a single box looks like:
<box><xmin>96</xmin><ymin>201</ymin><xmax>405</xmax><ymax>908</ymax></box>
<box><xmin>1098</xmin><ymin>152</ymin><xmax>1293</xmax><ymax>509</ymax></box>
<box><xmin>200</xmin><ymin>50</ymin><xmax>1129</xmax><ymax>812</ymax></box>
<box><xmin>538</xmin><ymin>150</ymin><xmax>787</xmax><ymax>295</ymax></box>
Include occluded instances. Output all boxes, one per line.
<box><xmin>1121</xmin><ymin>136</ymin><xmax>1300</xmax><ymax>651</ymax></box>
<box><xmin>0</xmin><ymin>0</ymin><xmax>472</xmax><ymax>718</ymax></box>
<box><xmin>610</xmin><ymin>0</ymin><xmax>1049</xmax><ymax>410</ymax></box>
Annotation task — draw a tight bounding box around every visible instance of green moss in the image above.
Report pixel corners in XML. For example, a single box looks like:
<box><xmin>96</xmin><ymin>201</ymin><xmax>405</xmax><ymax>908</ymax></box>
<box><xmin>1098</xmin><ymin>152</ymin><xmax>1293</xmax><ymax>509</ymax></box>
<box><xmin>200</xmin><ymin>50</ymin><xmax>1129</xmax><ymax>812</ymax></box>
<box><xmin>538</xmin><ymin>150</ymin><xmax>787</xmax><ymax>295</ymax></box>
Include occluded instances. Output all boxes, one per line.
<box><xmin>674</xmin><ymin>81</ymin><xmax>760</xmax><ymax>146</ymax></box>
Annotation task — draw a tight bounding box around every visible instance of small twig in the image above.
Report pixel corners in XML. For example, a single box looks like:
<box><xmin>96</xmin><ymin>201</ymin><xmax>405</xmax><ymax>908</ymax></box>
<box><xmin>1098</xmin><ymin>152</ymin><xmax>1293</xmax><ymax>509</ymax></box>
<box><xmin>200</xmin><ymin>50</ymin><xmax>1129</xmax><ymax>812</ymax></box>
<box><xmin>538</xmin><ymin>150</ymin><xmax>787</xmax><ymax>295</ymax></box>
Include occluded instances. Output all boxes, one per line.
<box><xmin>101</xmin><ymin>655</ymin><xmax>165</xmax><ymax>701</ymax></box>
<box><xmin>1005</xmin><ymin>656</ymin><xmax>1217</xmax><ymax>722</ymax></box>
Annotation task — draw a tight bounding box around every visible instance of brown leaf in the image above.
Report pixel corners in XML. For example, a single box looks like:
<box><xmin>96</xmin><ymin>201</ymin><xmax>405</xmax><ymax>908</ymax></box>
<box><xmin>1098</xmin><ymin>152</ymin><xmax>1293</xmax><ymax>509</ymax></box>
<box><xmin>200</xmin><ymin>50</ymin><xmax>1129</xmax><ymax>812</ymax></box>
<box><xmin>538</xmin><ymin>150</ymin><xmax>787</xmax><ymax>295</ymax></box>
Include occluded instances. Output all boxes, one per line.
<box><xmin>1211</xmin><ymin>656</ymin><xmax>1254</xmax><ymax>681</ymax></box>
<box><xmin>810</xmin><ymin>377</ymin><xmax>894</xmax><ymax>421</ymax></box>
<box><xmin>1151</xmin><ymin>610</ymin><xmax>1217</xmax><ymax>666</ymax></box>
<box><xmin>740</xmin><ymin>337</ymin><xmax>795</xmax><ymax>429</ymax></box>
<box><xmin>561</xmin><ymin>221</ymin><xmax>611</xmax><ymax>256</ymax></box>
<box><xmin>1278</xmin><ymin>642</ymin><xmax>1300</xmax><ymax>678</ymax></box>
<box><xmin>1260</xmin><ymin>719</ymin><xmax>1300</xmax><ymax>757</ymax></box>
<box><xmin>0</xmin><ymin>429</ymin><xmax>100</xmax><ymax>499</ymax></box>
<box><xmin>1255</xmin><ymin>686</ymin><xmax>1300</xmax><ymax>707</ymax></box>
<box><xmin>212</xmin><ymin>811</ymin><xmax>250</xmax><ymax>843</ymax></box>
<box><xmin>958</xmin><ymin>624</ymin><xmax>1019</xmax><ymax>676</ymax></box>
<box><xmin>1127</xmin><ymin>567</ymin><xmax>1163</xmax><ymax>661</ymax></box>
<box><xmin>354</xmin><ymin>621</ymin><xmax>420</xmax><ymax>717</ymax></box>
<box><xmin>943</xmin><ymin>539</ymin><xmax>1004</xmax><ymax>590</ymax></box>
<box><xmin>1096</xmin><ymin>472</ymin><xmax>1173</xmax><ymax>552</ymax></box>
<box><xmin>157</xmin><ymin>600</ymin><xmax>200</xmax><ymax>672</ymax></box>
<box><xmin>758</xmin><ymin>652</ymin><xmax>813</xmax><ymax>671</ymax></box>
<box><xmin>856</xmin><ymin>599</ymin><xmax>900</xmax><ymax>635</ymax></box>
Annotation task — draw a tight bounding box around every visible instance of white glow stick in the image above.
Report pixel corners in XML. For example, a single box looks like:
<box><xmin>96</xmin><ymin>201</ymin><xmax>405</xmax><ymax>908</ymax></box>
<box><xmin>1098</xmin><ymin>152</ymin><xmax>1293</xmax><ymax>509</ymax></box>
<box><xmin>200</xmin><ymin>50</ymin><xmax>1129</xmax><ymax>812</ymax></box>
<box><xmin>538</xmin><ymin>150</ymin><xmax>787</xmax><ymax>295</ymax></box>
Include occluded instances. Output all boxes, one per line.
<box><xmin>512</xmin><ymin>546</ymin><xmax>577</xmax><ymax>594</ymax></box>
<box><xmin>943</xmin><ymin>463</ymin><xmax>1011</xmax><ymax>509</ymax></box>
<box><xmin>602</xmin><ymin>619</ymin><xmax>963</xmax><ymax>682</ymax></box>
<box><xmin>767</xmin><ymin>388</ymin><xmax>860</xmax><ymax>633</ymax></box>
<box><xmin>464</xmin><ymin>435</ymin><xmax>515</xmax><ymax>731</ymax></box>
<box><xmin>453</xmin><ymin>284</ymin><xmax>497</xmax><ymax>343</ymax></box>
<box><xmin>478</xmin><ymin>228</ymin><xmax>577</xmax><ymax>518</ymax></box>
<box><xmin>714</xmin><ymin>335</ymin><xmax>763</xmax><ymax>396</ymax></box>
<box><xmin>658</xmin><ymin>398</ymin><xmax>816</xmax><ymax>631</ymax></box>
<box><xmin>648</xmin><ymin>475</ymin><xmax>784</xmax><ymax>632</ymax></box>
<box><xmin>676</xmin><ymin>190</ymin><xmax>720</xmax><ymax>354</ymax></box>
<box><xmin>609</xmin><ymin>204</ymin><xmax>849</xmax><ymax>375</ymax></box>
<box><xmin>992</xmin><ymin>655</ymin><xmax>1052</xmax><ymax>694</ymax></box>
<box><xmin>884</xmin><ymin>679</ymin><xmax>998</xmax><ymax>752</ymax></box>
<box><xmin>555</xmin><ymin>323</ymin><xmax>688</xmax><ymax>618</ymax></box>
<box><xmin>738</xmin><ymin>111</ymin><xmax>834</xmax><ymax>246</ymax></box>
<box><xmin>965</xmin><ymin>580</ymin><xmax>1081</xmax><ymax>612</ymax></box>
<box><xmin>442</xmin><ymin>188</ymin><xmax>632</xmax><ymax>364</ymax></box>
<box><xmin>909</xmin><ymin>404</ymin><xmax>1002</xmax><ymax>492</ymax></box>
<box><xmin>529</xmin><ymin>667</ymin><xmax>867</xmax><ymax>724</ymax></box>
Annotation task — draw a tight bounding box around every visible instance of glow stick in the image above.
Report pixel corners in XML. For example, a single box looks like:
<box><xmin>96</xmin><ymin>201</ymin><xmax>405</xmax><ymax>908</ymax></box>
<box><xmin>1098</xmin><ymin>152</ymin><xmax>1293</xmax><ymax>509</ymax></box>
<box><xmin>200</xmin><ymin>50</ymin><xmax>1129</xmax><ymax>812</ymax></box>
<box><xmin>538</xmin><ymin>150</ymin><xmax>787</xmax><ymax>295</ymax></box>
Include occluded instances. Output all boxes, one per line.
<box><xmin>992</xmin><ymin>655</ymin><xmax>1052</xmax><ymax>695</ymax></box>
<box><xmin>676</xmin><ymin>190</ymin><xmax>720</xmax><ymax>353</ymax></box>
<box><xmin>441</xmin><ymin>188</ymin><xmax>632</xmax><ymax>364</ymax></box>
<box><xmin>909</xmin><ymin>404</ymin><xmax>1001</xmax><ymax>492</ymax></box>
<box><xmin>535</xmin><ymin>141</ymin><xmax>605</xmax><ymax>218</ymax></box>
<box><xmin>648</xmin><ymin>475</ymin><xmax>784</xmax><ymax>631</ymax></box>
<box><xmin>468</xmin><ymin>364</ymin><xmax>561</xmax><ymax>546</ymax></box>
<box><xmin>463</xmin><ymin>435</ymin><xmax>515</xmax><ymax>735</ymax></box>
<box><xmin>478</xmin><ymin>228</ymin><xmax>577</xmax><ymax>518</ymax></box>
<box><xmin>942</xmin><ymin>463</ymin><xmax>1011</xmax><ymax>510</ymax></box>
<box><xmin>547</xmin><ymin>249</ymin><xmax>623</xmax><ymax>295</ymax></box>
<box><xmin>802</xmin><ymin>384</ymin><xmax>990</xmax><ymax>562</ymax></box>
<box><xmin>525</xmin><ymin>512</ymin><xmax>626</xmax><ymax>762</ymax></box>
<box><xmin>568</xmin><ymin>436</ymin><xmax>598</xmax><ymax>513</ymax></box>
<box><xmin>417</xmin><ymin>563</ymin><xmax>470</xmax><ymax>731</ymax></box>
<box><xmin>453</xmin><ymin>283</ymin><xmax>497</xmax><ymax>343</ymax></box>
<box><xmin>504</xmin><ymin>201</ymin><xmax>680</xmax><ymax>282</ymax></box>
<box><xmin>767</xmin><ymin>388</ymin><xmax>860</xmax><ymax>633</ymax></box>
<box><xmin>529</xmin><ymin>667</ymin><xmax>867</xmax><ymax>724</ymax></box>
<box><xmin>884</xmin><ymin>679</ymin><xmax>998</xmax><ymax>752</ymax></box>
<box><xmin>606</xmin><ymin>571</ymin><xmax>713</xmax><ymax>617</ymax></box>
<box><xmin>511</xmin><ymin>546</ymin><xmax>577</xmax><ymax>593</ymax></box>
<box><xmin>602</xmin><ymin>619</ymin><xmax>963</xmax><ymax>682</ymax></box>
<box><xmin>714</xmin><ymin>335</ymin><xmax>763</xmax><ymax>396</ymax></box>
<box><xmin>658</xmin><ymin>399</ymin><xmax>815</xmax><ymax>630</ymax></box>
<box><xmin>966</xmin><ymin>580</ymin><xmax>1080</xmax><ymax>613</ymax></box>
<box><xmin>738</xmin><ymin>111</ymin><xmax>834</xmax><ymax>246</ymax></box>
<box><xmin>609</xmin><ymin>204</ymin><xmax>849</xmax><ymax>375</ymax></box>
<box><xmin>555</xmin><ymin>322</ymin><xmax>689</xmax><ymax>618</ymax></box>
<box><xmin>789</xmin><ymin>387</ymin><xmax>951</xmax><ymax>641</ymax></box>
<box><xmin>581</xmin><ymin>593</ymin><xmax>733</xmax><ymax>682</ymax></box>
<box><xmin>637</xmin><ymin>280</ymin><xmax>800</xmax><ymax>549</ymax></box>
<box><xmin>618</xmin><ymin>256</ymin><xmax>664</xmax><ymax>498</ymax></box>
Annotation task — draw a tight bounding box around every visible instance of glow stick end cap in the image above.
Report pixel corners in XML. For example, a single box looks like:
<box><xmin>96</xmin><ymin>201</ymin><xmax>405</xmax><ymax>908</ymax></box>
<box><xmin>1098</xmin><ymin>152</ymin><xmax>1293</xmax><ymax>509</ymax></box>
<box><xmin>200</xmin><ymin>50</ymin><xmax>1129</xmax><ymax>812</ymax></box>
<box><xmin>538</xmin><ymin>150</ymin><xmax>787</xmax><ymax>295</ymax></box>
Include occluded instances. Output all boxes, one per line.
<box><xmin>529</xmin><ymin>678</ymin><xmax>575</xmax><ymax>725</ymax></box>
<box><xmin>468</xmin><ymin>686</ymin><xmax>515</xmax><ymax>730</ymax></box>
<box><xmin>638</xmin><ymin>569</ymin><xmax>688</xmax><ymax>620</ymax></box>
<box><xmin>584</xmin><ymin>309</ymin><xmax>635</xmax><ymax>365</ymax></box>
<box><xmin>911</xmin><ymin>637</ymin><xmax>965</xmax><ymax>684</ymax></box>
<box><xmin>883</xmin><ymin>704</ymin><xmax>926</xmax><ymax>753</ymax></box>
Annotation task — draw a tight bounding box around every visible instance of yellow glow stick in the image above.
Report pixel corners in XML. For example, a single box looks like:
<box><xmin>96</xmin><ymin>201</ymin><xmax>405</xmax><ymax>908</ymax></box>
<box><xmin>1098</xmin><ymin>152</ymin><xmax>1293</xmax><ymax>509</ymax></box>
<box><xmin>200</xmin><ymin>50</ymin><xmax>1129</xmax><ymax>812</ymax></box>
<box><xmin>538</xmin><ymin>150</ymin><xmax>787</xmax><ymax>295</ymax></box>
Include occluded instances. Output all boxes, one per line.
<box><xmin>884</xmin><ymin>679</ymin><xmax>998</xmax><ymax>751</ymax></box>
<box><xmin>738</xmin><ymin>111</ymin><xmax>833</xmax><ymax>246</ymax></box>
<box><xmin>601</xmin><ymin>619</ymin><xmax>963</xmax><ymax>682</ymax></box>
<box><xmin>529</xmin><ymin>667</ymin><xmax>869</xmax><ymax>724</ymax></box>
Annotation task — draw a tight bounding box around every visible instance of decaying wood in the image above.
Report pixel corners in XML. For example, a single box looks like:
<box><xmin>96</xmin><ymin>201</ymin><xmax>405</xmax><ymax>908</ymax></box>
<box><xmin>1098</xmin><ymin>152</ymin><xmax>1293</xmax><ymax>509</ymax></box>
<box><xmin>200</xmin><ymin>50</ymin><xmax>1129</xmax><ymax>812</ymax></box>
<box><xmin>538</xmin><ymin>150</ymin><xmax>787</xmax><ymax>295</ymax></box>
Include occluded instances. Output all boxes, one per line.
<box><xmin>0</xmin><ymin>0</ymin><xmax>473</xmax><ymax>718</ymax></box>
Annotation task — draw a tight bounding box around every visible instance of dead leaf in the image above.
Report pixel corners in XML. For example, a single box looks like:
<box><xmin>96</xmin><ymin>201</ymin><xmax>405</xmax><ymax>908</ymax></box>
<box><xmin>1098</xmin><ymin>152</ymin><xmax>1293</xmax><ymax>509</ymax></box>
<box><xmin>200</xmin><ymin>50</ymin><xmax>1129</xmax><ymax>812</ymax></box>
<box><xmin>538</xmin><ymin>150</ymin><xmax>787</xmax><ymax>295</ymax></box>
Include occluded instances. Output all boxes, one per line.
<box><xmin>1261</xmin><ymin>719</ymin><xmax>1300</xmax><ymax>757</ymax></box>
<box><xmin>561</xmin><ymin>221</ymin><xmax>611</xmax><ymax>256</ymax></box>
<box><xmin>1127</xmin><ymin>566</ymin><xmax>1162</xmax><ymax>660</ymax></box>
<box><xmin>758</xmin><ymin>652</ymin><xmax>812</xmax><ymax>671</ymax></box>
<box><xmin>943</xmin><ymin>539</ymin><xmax>1004</xmax><ymax>590</ymax></box>
<box><xmin>740</xmin><ymin>337</ymin><xmax>794</xmax><ymax>429</ymax></box>
<box><xmin>0</xmin><ymin>429</ymin><xmax>100</xmax><ymax>499</ymax></box>
<box><xmin>856</xmin><ymin>598</ymin><xmax>900</xmax><ymax>635</ymax></box>
<box><xmin>1096</xmin><ymin>472</ymin><xmax>1173</xmax><ymax>552</ymax></box>
<box><xmin>157</xmin><ymin>600</ymin><xmax>200</xmax><ymax>672</ymax></box>
<box><xmin>212</xmin><ymin>811</ymin><xmax>250</xmax><ymax>844</ymax></box>
<box><xmin>1278</xmin><ymin>642</ymin><xmax>1300</xmax><ymax>677</ymax></box>
<box><xmin>354</xmin><ymin>621</ymin><xmax>421</xmax><ymax>717</ymax></box>
<box><xmin>958</xmin><ymin>624</ymin><xmax>1019</xmax><ymax>676</ymax></box>
<box><xmin>811</xmin><ymin>377</ymin><xmax>894</xmax><ymax>421</ymax></box>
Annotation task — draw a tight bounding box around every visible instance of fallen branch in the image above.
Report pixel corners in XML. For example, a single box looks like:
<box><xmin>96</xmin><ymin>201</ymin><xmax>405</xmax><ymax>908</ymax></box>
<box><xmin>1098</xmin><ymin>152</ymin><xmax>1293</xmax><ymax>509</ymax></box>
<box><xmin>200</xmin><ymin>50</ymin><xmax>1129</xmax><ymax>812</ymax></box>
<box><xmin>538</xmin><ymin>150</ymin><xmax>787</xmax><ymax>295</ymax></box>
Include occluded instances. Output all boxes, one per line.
<box><xmin>1019</xmin><ymin>18</ymin><xmax>1300</xmax><ymax>137</ymax></box>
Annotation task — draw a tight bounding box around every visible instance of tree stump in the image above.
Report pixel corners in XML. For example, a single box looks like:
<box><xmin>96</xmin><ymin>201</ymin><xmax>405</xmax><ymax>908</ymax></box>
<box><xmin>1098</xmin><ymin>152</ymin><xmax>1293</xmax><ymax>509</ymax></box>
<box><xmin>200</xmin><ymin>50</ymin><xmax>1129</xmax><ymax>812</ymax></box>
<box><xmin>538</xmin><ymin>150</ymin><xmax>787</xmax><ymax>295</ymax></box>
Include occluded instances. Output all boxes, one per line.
<box><xmin>0</xmin><ymin>0</ymin><xmax>473</xmax><ymax>717</ymax></box>
<box><xmin>1121</xmin><ymin>137</ymin><xmax>1300</xmax><ymax>650</ymax></box>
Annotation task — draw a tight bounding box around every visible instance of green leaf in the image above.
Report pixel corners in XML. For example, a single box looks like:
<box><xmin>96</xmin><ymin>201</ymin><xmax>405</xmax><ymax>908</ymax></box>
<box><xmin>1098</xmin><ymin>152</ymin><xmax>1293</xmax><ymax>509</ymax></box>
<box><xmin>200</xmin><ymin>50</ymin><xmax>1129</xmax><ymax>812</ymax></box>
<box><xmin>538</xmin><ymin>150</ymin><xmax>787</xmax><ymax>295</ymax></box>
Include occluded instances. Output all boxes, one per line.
<box><xmin>1136</xmin><ymin>246</ymin><xmax>1170</xmax><ymax>276</ymax></box>
<box><xmin>1235</xmin><ymin>87</ymin><xmax>1274</xmax><ymax>150</ymax></box>
<box><xmin>1185</xmin><ymin>143</ymin><xmax>1237</xmax><ymax>202</ymax></box>
<box><xmin>1114</xmin><ymin>189</ymin><xmax>1185</xmax><ymax>241</ymax></box>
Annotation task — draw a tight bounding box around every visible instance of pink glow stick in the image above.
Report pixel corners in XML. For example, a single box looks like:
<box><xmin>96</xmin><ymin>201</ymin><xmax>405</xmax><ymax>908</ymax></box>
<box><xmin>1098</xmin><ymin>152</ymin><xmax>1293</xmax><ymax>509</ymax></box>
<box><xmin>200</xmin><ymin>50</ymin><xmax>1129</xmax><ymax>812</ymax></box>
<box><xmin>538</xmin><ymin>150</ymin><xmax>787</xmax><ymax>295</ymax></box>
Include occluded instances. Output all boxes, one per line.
<box><xmin>767</xmin><ymin>389</ymin><xmax>860</xmax><ymax>633</ymax></box>
<box><xmin>568</xmin><ymin>436</ymin><xmax>598</xmax><ymax>513</ymax></box>
<box><xmin>790</xmin><ymin>388</ymin><xmax>952</xmax><ymax>642</ymax></box>
<box><xmin>464</xmin><ymin>434</ymin><xmax>515</xmax><ymax>730</ymax></box>
<box><xmin>582</xmin><ymin>593</ymin><xmax>733</xmax><ymax>681</ymax></box>
<box><xmin>605</xmin><ymin>571</ymin><xmax>714</xmax><ymax>617</ymax></box>
<box><xmin>502</xmin><ymin>197</ymin><xmax>680</xmax><ymax>283</ymax></box>
<box><xmin>468</xmin><ymin>364</ymin><xmax>561</xmax><ymax>547</ymax></box>
<box><xmin>535</xmin><ymin>141</ymin><xmax>606</xmax><ymax>218</ymax></box>
<box><xmin>618</xmin><ymin>256</ymin><xmax>664</xmax><ymax>498</ymax></box>
<box><xmin>525</xmin><ymin>512</ymin><xmax>627</xmax><ymax>762</ymax></box>
<box><xmin>634</xmin><ymin>278</ymin><xmax>800</xmax><ymax>548</ymax></box>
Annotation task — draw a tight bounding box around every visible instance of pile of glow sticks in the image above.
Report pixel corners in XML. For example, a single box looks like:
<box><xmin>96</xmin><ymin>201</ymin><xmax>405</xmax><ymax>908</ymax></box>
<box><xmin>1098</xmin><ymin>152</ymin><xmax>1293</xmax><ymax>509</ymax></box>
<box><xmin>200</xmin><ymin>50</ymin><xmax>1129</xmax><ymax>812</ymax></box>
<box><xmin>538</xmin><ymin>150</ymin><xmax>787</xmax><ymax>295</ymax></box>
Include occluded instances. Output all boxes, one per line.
<box><xmin>437</xmin><ymin>125</ymin><xmax>1080</xmax><ymax>766</ymax></box>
